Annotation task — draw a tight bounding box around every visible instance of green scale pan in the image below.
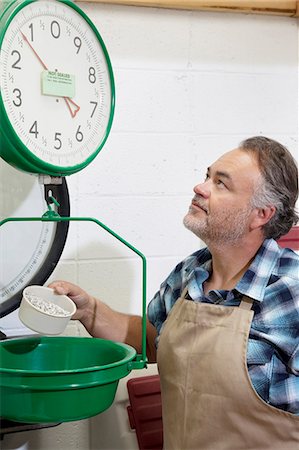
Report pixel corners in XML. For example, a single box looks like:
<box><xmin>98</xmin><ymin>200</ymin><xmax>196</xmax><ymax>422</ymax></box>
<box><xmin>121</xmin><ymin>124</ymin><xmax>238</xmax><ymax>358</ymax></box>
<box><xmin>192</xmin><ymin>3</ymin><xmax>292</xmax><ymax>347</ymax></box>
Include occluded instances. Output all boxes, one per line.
<box><xmin>0</xmin><ymin>208</ymin><xmax>147</xmax><ymax>423</ymax></box>
<box><xmin>0</xmin><ymin>336</ymin><xmax>137</xmax><ymax>423</ymax></box>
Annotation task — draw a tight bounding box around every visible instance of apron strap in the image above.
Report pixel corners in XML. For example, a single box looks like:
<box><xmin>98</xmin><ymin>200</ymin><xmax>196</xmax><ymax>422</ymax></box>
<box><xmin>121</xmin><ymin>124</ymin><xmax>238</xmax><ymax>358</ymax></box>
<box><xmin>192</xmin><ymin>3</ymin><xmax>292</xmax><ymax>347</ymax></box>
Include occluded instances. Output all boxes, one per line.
<box><xmin>239</xmin><ymin>295</ymin><xmax>254</xmax><ymax>310</ymax></box>
<box><xmin>182</xmin><ymin>286</ymin><xmax>254</xmax><ymax>310</ymax></box>
<box><xmin>181</xmin><ymin>287</ymin><xmax>189</xmax><ymax>299</ymax></box>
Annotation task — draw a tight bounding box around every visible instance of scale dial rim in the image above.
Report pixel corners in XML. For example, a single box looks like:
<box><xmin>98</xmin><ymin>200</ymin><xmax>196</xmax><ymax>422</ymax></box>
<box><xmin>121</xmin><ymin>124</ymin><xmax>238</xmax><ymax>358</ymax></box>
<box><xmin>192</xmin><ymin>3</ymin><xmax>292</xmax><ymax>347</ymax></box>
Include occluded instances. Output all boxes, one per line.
<box><xmin>0</xmin><ymin>0</ymin><xmax>115</xmax><ymax>176</ymax></box>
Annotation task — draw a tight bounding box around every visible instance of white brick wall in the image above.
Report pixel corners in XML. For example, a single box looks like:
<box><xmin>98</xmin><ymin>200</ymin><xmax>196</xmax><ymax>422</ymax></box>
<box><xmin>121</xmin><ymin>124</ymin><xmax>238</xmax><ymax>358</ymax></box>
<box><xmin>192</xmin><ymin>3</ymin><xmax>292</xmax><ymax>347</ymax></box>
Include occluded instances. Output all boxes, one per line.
<box><xmin>1</xmin><ymin>4</ymin><xmax>298</xmax><ymax>449</ymax></box>
<box><xmin>49</xmin><ymin>4</ymin><xmax>298</xmax><ymax>313</ymax></box>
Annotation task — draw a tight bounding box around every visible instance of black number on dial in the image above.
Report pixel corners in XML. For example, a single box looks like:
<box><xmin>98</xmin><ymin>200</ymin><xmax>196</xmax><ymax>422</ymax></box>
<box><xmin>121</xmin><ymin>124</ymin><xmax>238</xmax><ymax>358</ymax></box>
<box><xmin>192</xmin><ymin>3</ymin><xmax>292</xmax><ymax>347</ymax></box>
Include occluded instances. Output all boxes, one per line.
<box><xmin>12</xmin><ymin>88</ymin><xmax>22</xmax><ymax>107</ymax></box>
<box><xmin>76</xmin><ymin>126</ymin><xmax>83</xmax><ymax>142</ymax></box>
<box><xmin>29</xmin><ymin>121</ymin><xmax>39</xmax><ymax>138</ymax></box>
<box><xmin>29</xmin><ymin>23</ymin><xmax>34</xmax><ymax>41</ymax></box>
<box><xmin>51</xmin><ymin>21</ymin><xmax>60</xmax><ymax>39</ymax></box>
<box><xmin>54</xmin><ymin>132</ymin><xmax>62</xmax><ymax>149</ymax></box>
<box><xmin>88</xmin><ymin>67</ymin><xmax>96</xmax><ymax>84</ymax></box>
<box><xmin>11</xmin><ymin>50</ymin><xmax>21</xmax><ymax>69</ymax></box>
<box><xmin>90</xmin><ymin>101</ymin><xmax>98</xmax><ymax>118</ymax></box>
<box><xmin>74</xmin><ymin>36</ymin><xmax>82</xmax><ymax>54</ymax></box>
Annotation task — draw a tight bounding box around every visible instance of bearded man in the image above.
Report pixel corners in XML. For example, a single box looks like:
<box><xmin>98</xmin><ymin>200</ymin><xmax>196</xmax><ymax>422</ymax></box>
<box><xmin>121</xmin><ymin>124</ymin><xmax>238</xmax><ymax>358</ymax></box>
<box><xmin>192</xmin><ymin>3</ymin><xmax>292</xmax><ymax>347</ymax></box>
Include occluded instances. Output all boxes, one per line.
<box><xmin>51</xmin><ymin>136</ymin><xmax>299</xmax><ymax>449</ymax></box>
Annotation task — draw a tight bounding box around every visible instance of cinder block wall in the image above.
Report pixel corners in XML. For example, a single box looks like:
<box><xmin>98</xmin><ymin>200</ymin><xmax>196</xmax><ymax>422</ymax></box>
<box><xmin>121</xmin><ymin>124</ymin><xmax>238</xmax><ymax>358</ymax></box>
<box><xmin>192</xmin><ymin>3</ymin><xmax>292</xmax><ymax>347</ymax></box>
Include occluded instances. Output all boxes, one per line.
<box><xmin>1</xmin><ymin>3</ymin><xmax>298</xmax><ymax>449</ymax></box>
<box><xmin>51</xmin><ymin>3</ymin><xmax>298</xmax><ymax>315</ymax></box>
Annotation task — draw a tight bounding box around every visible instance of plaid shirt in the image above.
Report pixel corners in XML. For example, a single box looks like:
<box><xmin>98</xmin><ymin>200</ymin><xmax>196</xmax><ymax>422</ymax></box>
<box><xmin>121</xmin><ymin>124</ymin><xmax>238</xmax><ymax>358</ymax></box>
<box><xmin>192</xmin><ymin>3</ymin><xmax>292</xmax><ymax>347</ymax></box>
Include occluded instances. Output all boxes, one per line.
<box><xmin>148</xmin><ymin>238</ymin><xmax>299</xmax><ymax>414</ymax></box>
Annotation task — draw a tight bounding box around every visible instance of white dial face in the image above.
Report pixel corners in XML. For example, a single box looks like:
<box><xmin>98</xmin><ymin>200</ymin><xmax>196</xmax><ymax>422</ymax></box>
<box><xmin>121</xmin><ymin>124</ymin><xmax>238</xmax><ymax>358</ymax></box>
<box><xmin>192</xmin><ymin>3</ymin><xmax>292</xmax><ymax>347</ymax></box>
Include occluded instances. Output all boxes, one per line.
<box><xmin>0</xmin><ymin>0</ymin><xmax>113</xmax><ymax>168</ymax></box>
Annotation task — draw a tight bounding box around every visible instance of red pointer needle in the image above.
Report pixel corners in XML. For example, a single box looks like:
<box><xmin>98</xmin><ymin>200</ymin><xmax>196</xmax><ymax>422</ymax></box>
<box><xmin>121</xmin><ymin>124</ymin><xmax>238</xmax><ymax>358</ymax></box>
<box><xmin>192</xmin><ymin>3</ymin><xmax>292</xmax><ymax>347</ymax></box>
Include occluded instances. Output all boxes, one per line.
<box><xmin>63</xmin><ymin>96</ymin><xmax>80</xmax><ymax>118</ymax></box>
<box><xmin>21</xmin><ymin>32</ymin><xmax>80</xmax><ymax>118</ymax></box>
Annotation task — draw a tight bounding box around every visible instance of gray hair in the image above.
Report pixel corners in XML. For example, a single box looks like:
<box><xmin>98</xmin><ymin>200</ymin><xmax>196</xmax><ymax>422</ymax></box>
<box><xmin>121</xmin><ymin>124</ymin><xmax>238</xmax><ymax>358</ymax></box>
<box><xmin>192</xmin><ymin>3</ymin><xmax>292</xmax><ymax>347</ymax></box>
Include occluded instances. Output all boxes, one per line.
<box><xmin>239</xmin><ymin>136</ymin><xmax>298</xmax><ymax>240</ymax></box>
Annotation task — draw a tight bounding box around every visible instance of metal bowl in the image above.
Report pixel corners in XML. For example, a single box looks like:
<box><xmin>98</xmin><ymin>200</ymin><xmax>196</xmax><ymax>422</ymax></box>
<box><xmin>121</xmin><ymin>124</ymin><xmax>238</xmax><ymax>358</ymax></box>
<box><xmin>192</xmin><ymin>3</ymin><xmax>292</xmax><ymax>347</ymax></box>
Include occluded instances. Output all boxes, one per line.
<box><xmin>0</xmin><ymin>336</ymin><xmax>136</xmax><ymax>423</ymax></box>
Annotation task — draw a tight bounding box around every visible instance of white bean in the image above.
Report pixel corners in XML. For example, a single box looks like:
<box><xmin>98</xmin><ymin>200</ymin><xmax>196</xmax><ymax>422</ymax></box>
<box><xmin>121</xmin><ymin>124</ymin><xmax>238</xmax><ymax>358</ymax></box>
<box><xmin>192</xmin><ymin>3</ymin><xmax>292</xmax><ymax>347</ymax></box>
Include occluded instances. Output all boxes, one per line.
<box><xmin>26</xmin><ymin>294</ymin><xmax>70</xmax><ymax>317</ymax></box>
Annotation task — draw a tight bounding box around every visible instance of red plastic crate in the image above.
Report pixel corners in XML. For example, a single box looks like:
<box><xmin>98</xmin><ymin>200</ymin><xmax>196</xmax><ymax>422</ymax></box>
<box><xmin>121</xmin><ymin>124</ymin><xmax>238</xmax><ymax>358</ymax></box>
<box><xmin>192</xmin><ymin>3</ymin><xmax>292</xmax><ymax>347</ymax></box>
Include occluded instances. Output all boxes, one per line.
<box><xmin>127</xmin><ymin>375</ymin><xmax>163</xmax><ymax>450</ymax></box>
<box><xmin>277</xmin><ymin>226</ymin><xmax>299</xmax><ymax>250</ymax></box>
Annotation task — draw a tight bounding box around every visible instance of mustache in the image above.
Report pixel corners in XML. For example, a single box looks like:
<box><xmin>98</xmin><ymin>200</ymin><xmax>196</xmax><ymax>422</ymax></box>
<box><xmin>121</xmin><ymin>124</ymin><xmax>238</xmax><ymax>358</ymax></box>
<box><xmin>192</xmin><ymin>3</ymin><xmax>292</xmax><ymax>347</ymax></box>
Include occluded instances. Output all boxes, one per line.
<box><xmin>191</xmin><ymin>196</ymin><xmax>208</xmax><ymax>213</ymax></box>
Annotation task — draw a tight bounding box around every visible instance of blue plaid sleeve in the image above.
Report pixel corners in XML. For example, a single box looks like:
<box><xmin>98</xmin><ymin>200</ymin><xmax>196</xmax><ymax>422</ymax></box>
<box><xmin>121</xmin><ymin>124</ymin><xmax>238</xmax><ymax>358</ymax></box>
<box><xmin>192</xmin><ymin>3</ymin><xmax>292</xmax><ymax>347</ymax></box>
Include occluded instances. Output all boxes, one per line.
<box><xmin>147</xmin><ymin>248</ymin><xmax>210</xmax><ymax>335</ymax></box>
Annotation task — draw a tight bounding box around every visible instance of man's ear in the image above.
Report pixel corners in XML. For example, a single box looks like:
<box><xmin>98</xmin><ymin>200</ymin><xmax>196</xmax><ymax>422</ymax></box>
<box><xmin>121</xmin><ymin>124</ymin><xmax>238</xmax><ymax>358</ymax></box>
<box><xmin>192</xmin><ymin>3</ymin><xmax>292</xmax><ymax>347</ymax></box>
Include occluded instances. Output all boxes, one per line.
<box><xmin>250</xmin><ymin>206</ymin><xmax>276</xmax><ymax>231</ymax></box>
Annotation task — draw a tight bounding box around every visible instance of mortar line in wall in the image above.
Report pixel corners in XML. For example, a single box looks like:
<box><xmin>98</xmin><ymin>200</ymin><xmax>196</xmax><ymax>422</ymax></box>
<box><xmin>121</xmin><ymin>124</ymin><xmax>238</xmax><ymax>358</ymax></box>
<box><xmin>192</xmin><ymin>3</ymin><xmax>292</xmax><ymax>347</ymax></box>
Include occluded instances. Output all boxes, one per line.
<box><xmin>114</xmin><ymin>66</ymin><xmax>296</xmax><ymax>76</ymax></box>
<box><xmin>109</xmin><ymin>131</ymin><xmax>298</xmax><ymax>136</ymax></box>
<box><xmin>146</xmin><ymin>254</ymin><xmax>203</xmax><ymax>260</ymax></box>
<box><xmin>62</xmin><ymin>254</ymin><xmax>197</xmax><ymax>263</ymax></box>
<box><xmin>77</xmin><ymin>194</ymin><xmax>193</xmax><ymax>198</ymax></box>
<box><xmin>62</xmin><ymin>257</ymin><xmax>138</xmax><ymax>262</ymax></box>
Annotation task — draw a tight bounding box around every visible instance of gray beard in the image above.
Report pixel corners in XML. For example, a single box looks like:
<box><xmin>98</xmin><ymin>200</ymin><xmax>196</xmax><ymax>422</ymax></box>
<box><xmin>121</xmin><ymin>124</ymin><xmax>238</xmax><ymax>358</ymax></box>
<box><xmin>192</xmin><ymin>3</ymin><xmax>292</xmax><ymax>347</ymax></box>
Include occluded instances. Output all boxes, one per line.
<box><xmin>183</xmin><ymin>207</ymin><xmax>252</xmax><ymax>247</ymax></box>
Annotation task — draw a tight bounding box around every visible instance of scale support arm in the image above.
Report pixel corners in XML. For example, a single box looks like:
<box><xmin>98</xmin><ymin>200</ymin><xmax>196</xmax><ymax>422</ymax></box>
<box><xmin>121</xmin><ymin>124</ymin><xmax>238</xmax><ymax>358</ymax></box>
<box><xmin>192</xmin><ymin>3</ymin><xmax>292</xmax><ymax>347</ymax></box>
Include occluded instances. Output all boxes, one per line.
<box><xmin>0</xmin><ymin>213</ymin><xmax>148</xmax><ymax>368</ymax></box>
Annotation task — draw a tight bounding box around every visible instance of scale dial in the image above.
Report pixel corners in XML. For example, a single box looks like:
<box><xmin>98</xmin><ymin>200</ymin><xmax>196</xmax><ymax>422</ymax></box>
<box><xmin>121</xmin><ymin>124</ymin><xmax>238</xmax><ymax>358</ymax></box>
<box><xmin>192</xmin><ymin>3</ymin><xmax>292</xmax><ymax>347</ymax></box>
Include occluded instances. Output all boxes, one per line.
<box><xmin>0</xmin><ymin>0</ymin><xmax>115</xmax><ymax>176</ymax></box>
<box><xmin>0</xmin><ymin>159</ymin><xmax>70</xmax><ymax>319</ymax></box>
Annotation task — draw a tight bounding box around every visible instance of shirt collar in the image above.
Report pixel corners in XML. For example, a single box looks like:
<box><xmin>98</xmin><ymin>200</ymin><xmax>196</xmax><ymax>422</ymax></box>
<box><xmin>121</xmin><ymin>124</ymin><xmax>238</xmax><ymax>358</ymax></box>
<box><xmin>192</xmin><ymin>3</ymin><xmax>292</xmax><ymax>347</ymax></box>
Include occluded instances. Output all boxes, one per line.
<box><xmin>187</xmin><ymin>239</ymin><xmax>280</xmax><ymax>303</ymax></box>
<box><xmin>187</xmin><ymin>258</ymin><xmax>211</xmax><ymax>299</ymax></box>
<box><xmin>236</xmin><ymin>238</ymin><xmax>280</xmax><ymax>302</ymax></box>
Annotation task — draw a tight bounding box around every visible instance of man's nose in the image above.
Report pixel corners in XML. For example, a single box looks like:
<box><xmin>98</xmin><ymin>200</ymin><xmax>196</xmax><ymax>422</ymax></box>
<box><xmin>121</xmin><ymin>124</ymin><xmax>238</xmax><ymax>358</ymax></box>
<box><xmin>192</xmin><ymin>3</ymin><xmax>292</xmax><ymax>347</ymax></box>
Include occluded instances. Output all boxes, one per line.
<box><xmin>193</xmin><ymin>181</ymin><xmax>210</xmax><ymax>199</ymax></box>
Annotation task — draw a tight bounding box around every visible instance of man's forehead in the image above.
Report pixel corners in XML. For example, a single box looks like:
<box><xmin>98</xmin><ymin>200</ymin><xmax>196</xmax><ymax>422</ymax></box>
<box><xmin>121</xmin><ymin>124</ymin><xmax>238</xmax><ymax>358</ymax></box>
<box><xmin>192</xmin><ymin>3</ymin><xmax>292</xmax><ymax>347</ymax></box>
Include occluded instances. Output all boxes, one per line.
<box><xmin>211</xmin><ymin>148</ymin><xmax>259</xmax><ymax>172</ymax></box>
<box><xmin>207</xmin><ymin>148</ymin><xmax>262</xmax><ymax>189</ymax></box>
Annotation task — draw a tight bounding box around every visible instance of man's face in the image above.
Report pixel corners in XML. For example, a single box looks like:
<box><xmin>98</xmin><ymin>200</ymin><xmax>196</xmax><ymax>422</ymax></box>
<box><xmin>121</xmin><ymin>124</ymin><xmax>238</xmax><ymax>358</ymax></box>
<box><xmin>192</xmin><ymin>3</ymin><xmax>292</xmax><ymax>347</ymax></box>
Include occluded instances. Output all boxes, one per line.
<box><xmin>183</xmin><ymin>148</ymin><xmax>262</xmax><ymax>246</ymax></box>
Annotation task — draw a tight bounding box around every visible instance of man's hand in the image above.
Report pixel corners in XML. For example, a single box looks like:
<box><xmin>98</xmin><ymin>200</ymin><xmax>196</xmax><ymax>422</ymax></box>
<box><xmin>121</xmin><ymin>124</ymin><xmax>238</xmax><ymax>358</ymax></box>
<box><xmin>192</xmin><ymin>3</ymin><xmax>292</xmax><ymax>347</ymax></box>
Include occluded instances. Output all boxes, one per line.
<box><xmin>48</xmin><ymin>280</ymin><xmax>130</xmax><ymax>343</ymax></box>
<box><xmin>48</xmin><ymin>280</ymin><xmax>93</xmax><ymax>322</ymax></box>
<box><xmin>48</xmin><ymin>280</ymin><xmax>157</xmax><ymax>362</ymax></box>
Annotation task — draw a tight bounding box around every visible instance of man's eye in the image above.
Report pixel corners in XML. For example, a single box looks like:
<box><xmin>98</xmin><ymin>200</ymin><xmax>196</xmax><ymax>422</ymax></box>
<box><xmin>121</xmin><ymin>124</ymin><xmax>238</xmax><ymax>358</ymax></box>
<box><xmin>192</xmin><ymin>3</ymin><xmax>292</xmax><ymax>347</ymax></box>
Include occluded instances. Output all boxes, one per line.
<box><xmin>216</xmin><ymin>179</ymin><xmax>226</xmax><ymax>188</ymax></box>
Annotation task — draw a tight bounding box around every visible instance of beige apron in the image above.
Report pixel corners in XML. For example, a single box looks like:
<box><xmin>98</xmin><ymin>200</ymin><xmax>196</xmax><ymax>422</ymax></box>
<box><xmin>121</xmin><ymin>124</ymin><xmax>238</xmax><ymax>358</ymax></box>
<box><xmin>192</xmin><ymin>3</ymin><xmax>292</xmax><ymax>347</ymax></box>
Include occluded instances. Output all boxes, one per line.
<box><xmin>157</xmin><ymin>290</ymin><xmax>299</xmax><ymax>450</ymax></box>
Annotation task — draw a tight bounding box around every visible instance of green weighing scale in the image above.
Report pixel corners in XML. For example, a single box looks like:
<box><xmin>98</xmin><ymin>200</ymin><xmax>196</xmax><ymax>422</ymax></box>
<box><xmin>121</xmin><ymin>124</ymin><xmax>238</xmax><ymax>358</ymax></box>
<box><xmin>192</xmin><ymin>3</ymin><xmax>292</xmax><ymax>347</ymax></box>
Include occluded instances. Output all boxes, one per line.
<box><xmin>0</xmin><ymin>0</ymin><xmax>147</xmax><ymax>425</ymax></box>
